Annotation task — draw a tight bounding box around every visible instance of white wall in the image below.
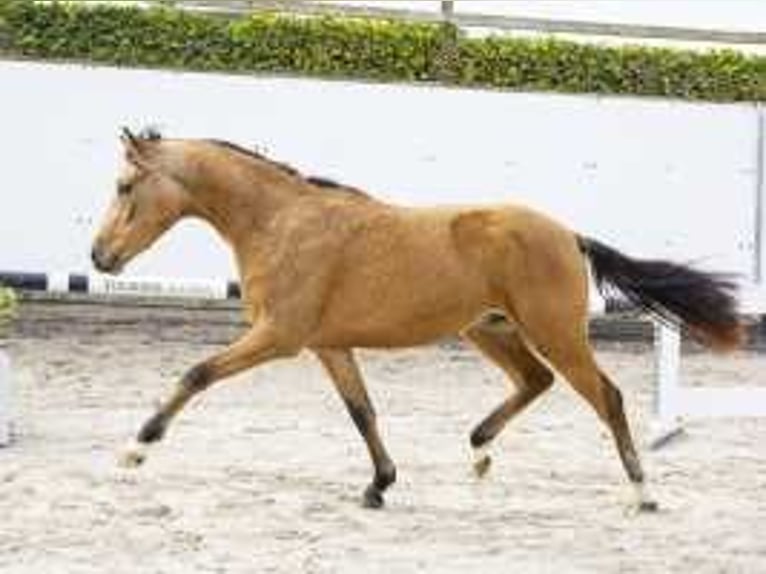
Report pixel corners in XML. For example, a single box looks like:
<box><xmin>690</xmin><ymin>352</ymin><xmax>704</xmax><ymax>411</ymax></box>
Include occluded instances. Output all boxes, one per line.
<box><xmin>0</xmin><ymin>60</ymin><xmax>761</xmax><ymax>282</ymax></box>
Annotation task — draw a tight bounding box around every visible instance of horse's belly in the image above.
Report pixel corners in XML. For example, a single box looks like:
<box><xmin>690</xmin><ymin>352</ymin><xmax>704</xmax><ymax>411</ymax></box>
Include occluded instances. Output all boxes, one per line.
<box><xmin>310</xmin><ymin>312</ymin><xmax>480</xmax><ymax>348</ymax></box>
<box><xmin>309</xmin><ymin>274</ymin><xmax>489</xmax><ymax>348</ymax></box>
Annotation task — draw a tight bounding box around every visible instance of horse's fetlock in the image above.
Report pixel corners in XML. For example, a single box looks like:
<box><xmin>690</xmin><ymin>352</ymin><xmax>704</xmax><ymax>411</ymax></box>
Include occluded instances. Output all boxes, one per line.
<box><xmin>374</xmin><ymin>463</ymin><xmax>397</xmax><ymax>491</ymax></box>
<box><xmin>470</xmin><ymin>426</ymin><xmax>492</xmax><ymax>449</ymax></box>
<box><xmin>137</xmin><ymin>413</ymin><xmax>167</xmax><ymax>443</ymax></box>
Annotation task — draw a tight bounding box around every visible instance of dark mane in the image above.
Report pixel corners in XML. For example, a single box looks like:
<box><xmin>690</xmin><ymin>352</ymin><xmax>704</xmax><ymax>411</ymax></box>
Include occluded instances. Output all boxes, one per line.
<box><xmin>306</xmin><ymin>175</ymin><xmax>342</xmax><ymax>188</ymax></box>
<box><xmin>306</xmin><ymin>175</ymin><xmax>370</xmax><ymax>198</ymax></box>
<box><xmin>209</xmin><ymin>139</ymin><xmax>370</xmax><ymax>199</ymax></box>
<box><xmin>138</xmin><ymin>126</ymin><xmax>163</xmax><ymax>141</ymax></box>
<box><xmin>207</xmin><ymin>139</ymin><xmax>300</xmax><ymax>177</ymax></box>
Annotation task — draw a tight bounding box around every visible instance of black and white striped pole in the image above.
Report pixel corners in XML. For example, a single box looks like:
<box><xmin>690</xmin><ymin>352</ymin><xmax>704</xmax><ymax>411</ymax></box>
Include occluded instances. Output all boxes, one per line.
<box><xmin>0</xmin><ymin>271</ymin><xmax>241</xmax><ymax>301</ymax></box>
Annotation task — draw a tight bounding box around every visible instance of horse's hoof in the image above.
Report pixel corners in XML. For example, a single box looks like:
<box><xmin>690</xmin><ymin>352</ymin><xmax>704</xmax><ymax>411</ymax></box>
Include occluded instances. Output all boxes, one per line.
<box><xmin>625</xmin><ymin>499</ymin><xmax>659</xmax><ymax>516</ymax></box>
<box><xmin>362</xmin><ymin>485</ymin><xmax>385</xmax><ymax>509</ymax></box>
<box><xmin>626</xmin><ymin>483</ymin><xmax>659</xmax><ymax>515</ymax></box>
<box><xmin>118</xmin><ymin>441</ymin><xmax>147</xmax><ymax>468</ymax></box>
<box><xmin>473</xmin><ymin>454</ymin><xmax>492</xmax><ymax>478</ymax></box>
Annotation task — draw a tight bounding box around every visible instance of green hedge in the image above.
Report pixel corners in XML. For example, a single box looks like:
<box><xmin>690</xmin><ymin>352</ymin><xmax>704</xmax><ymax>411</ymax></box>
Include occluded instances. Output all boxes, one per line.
<box><xmin>0</xmin><ymin>287</ymin><xmax>17</xmax><ymax>326</ymax></box>
<box><xmin>0</xmin><ymin>0</ymin><xmax>763</xmax><ymax>102</ymax></box>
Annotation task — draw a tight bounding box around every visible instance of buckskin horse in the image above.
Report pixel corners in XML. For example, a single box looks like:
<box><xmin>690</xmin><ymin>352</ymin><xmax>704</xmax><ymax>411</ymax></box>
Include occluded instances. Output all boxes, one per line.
<box><xmin>92</xmin><ymin>128</ymin><xmax>743</xmax><ymax>512</ymax></box>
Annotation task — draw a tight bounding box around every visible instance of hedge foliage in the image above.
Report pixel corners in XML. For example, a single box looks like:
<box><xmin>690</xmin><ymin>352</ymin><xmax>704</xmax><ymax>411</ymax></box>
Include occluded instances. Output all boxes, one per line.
<box><xmin>0</xmin><ymin>287</ymin><xmax>17</xmax><ymax>326</ymax></box>
<box><xmin>0</xmin><ymin>0</ymin><xmax>763</xmax><ymax>102</ymax></box>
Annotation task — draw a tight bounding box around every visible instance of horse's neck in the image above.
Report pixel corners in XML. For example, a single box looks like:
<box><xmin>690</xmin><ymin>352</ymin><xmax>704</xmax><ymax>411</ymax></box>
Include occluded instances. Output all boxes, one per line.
<box><xmin>186</xmin><ymin>153</ymin><xmax>305</xmax><ymax>247</ymax></box>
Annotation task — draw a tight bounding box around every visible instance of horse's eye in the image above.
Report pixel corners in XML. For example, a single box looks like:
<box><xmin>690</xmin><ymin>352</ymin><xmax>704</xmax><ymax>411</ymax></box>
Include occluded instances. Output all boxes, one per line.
<box><xmin>117</xmin><ymin>182</ymin><xmax>132</xmax><ymax>197</ymax></box>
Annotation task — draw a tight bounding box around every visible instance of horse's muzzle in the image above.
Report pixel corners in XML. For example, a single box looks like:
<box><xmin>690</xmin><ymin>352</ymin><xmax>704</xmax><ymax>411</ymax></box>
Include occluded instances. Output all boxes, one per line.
<box><xmin>91</xmin><ymin>244</ymin><xmax>121</xmax><ymax>274</ymax></box>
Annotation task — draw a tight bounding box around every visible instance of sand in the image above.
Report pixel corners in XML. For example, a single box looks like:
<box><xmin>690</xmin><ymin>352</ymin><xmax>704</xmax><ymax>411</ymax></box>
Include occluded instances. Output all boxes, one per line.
<box><xmin>0</xmin><ymin>302</ymin><xmax>765</xmax><ymax>573</ymax></box>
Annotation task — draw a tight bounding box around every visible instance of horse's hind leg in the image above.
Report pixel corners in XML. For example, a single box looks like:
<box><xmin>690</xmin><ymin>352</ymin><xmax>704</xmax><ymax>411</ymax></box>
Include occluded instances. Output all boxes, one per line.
<box><xmin>314</xmin><ymin>348</ymin><xmax>396</xmax><ymax>509</ymax></box>
<box><xmin>462</xmin><ymin>316</ymin><xmax>554</xmax><ymax>477</ymax></box>
<box><xmin>521</xmin><ymin>318</ymin><xmax>657</xmax><ymax>512</ymax></box>
<box><xmin>596</xmin><ymin>368</ymin><xmax>657</xmax><ymax>511</ymax></box>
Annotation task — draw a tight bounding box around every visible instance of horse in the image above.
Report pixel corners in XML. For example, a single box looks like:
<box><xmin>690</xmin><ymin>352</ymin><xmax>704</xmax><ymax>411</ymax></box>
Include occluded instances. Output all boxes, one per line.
<box><xmin>92</xmin><ymin>127</ymin><xmax>743</xmax><ymax>512</ymax></box>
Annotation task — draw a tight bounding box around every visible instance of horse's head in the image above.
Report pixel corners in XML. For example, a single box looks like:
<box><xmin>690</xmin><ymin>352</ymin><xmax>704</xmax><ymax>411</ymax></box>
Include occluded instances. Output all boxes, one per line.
<box><xmin>91</xmin><ymin>128</ymin><xmax>189</xmax><ymax>274</ymax></box>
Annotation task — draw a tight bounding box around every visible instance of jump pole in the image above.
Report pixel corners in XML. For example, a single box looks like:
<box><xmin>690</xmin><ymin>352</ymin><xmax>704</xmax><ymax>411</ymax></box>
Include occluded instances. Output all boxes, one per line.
<box><xmin>0</xmin><ymin>271</ymin><xmax>241</xmax><ymax>301</ymax></box>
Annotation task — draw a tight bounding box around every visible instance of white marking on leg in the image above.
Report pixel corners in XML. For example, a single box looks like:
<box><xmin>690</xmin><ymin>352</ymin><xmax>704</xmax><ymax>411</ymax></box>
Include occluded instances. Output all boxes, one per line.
<box><xmin>474</xmin><ymin>443</ymin><xmax>491</xmax><ymax>464</ymax></box>
<box><xmin>118</xmin><ymin>439</ymin><xmax>149</xmax><ymax>468</ymax></box>
<box><xmin>633</xmin><ymin>482</ymin><xmax>647</xmax><ymax>506</ymax></box>
<box><xmin>627</xmin><ymin>482</ymin><xmax>659</xmax><ymax>514</ymax></box>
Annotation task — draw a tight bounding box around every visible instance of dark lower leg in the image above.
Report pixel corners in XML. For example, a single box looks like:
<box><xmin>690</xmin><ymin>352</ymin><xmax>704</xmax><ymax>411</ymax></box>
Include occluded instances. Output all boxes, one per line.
<box><xmin>600</xmin><ymin>375</ymin><xmax>644</xmax><ymax>482</ymax></box>
<box><xmin>522</xmin><ymin>327</ymin><xmax>657</xmax><ymax>511</ymax></box>
<box><xmin>120</xmin><ymin>365</ymin><xmax>208</xmax><ymax>467</ymax></box>
<box><xmin>342</xmin><ymin>396</ymin><xmax>396</xmax><ymax>507</ymax></box>
<box><xmin>469</xmin><ymin>381</ymin><xmax>550</xmax><ymax>450</ymax></box>
<box><xmin>136</xmin><ymin>364</ymin><xmax>211</xmax><ymax>444</ymax></box>
<box><xmin>315</xmin><ymin>349</ymin><xmax>396</xmax><ymax>509</ymax></box>
<box><xmin>463</xmin><ymin>319</ymin><xmax>553</xmax><ymax>475</ymax></box>
<box><xmin>121</xmin><ymin>326</ymin><xmax>285</xmax><ymax>467</ymax></box>
<box><xmin>599</xmin><ymin>373</ymin><xmax>657</xmax><ymax>511</ymax></box>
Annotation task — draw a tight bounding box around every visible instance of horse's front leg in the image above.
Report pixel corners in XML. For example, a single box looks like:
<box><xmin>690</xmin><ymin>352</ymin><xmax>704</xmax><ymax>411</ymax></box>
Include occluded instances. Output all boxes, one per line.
<box><xmin>314</xmin><ymin>348</ymin><xmax>397</xmax><ymax>509</ymax></box>
<box><xmin>120</xmin><ymin>322</ymin><xmax>296</xmax><ymax>467</ymax></box>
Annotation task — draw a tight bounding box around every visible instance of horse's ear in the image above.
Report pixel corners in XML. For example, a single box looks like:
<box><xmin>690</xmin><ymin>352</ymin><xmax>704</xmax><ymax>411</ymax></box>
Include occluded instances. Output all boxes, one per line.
<box><xmin>120</xmin><ymin>127</ymin><xmax>147</xmax><ymax>167</ymax></box>
<box><xmin>121</xmin><ymin>126</ymin><xmax>139</xmax><ymax>144</ymax></box>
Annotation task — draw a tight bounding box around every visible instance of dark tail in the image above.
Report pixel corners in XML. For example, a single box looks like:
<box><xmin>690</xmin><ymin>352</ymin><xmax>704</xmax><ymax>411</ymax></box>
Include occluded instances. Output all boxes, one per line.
<box><xmin>578</xmin><ymin>236</ymin><xmax>744</xmax><ymax>351</ymax></box>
